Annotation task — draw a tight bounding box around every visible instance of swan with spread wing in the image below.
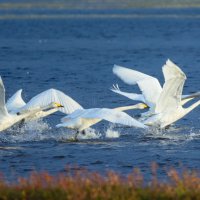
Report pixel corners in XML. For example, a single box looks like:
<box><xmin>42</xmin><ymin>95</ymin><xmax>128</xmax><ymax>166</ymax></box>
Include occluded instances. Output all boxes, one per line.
<box><xmin>0</xmin><ymin>77</ymin><xmax>65</xmax><ymax>132</ymax></box>
<box><xmin>111</xmin><ymin>59</ymin><xmax>200</xmax><ymax>118</ymax></box>
<box><xmin>142</xmin><ymin>60</ymin><xmax>200</xmax><ymax>128</ymax></box>
<box><xmin>56</xmin><ymin>103</ymin><xmax>148</xmax><ymax>140</ymax></box>
<box><xmin>12</xmin><ymin>88</ymin><xmax>83</xmax><ymax>122</ymax></box>
<box><xmin>5</xmin><ymin>81</ymin><xmax>148</xmax><ymax>137</ymax></box>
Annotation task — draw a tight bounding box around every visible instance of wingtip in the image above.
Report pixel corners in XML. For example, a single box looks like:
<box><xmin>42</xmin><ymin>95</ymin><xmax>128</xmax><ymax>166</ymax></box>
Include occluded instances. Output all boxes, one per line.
<box><xmin>18</xmin><ymin>89</ymin><xmax>23</xmax><ymax>94</ymax></box>
<box><xmin>113</xmin><ymin>64</ymin><xmax>125</xmax><ymax>69</ymax></box>
<box><xmin>113</xmin><ymin>64</ymin><xmax>127</xmax><ymax>75</ymax></box>
<box><xmin>113</xmin><ymin>64</ymin><xmax>119</xmax><ymax>73</ymax></box>
<box><xmin>166</xmin><ymin>58</ymin><xmax>172</xmax><ymax>62</ymax></box>
<box><xmin>47</xmin><ymin>88</ymin><xmax>57</xmax><ymax>93</ymax></box>
<box><xmin>0</xmin><ymin>76</ymin><xmax>5</xmax><ymax>89</ymax></box>
<box><xmin>166</xmin><ymin>58</ymin><xmax>174</xmax><ymax>66</ymax></box>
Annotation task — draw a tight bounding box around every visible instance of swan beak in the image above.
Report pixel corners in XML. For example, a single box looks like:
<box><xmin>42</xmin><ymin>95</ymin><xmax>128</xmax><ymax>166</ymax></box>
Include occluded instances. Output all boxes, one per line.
<box><xmin>143</xmin><ymin>104</ymin><xmax>149</xmax><ymax>109</ymax></box>
<box><xmin>55</xmin><ymin>103</ymin><xmax>64</xmax><ymax>108</ymax></box>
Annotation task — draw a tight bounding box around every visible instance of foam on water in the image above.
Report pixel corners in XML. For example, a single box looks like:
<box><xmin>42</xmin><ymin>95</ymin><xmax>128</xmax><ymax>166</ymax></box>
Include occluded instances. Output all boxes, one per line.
<box><xmin>0</xmin><ymin>118</ymin><xmax>199</xmax><ymax>144</ymax></box>
<box><xmin>19</xmin><ymin>120</ymin><xmax>50</xmax><ymax>133</ymax></box>
<box><xmin>143</xmin><ymin>125</ymin><xmax>200</xmax><ymax>143</ymax></box>
<box><xmin>0</xmin><ymin>120</ymin><xmax>53</xmax><ymax>143</ymax></box>
<box><xmin>105</xmin><ymin>128</ymin><xmax>120</xmax><ymax>138</ymax></box>
<box><xmin>78</xmin><ymin>128</ymin><xmax>101</xmax><ymax>140</ymax></box>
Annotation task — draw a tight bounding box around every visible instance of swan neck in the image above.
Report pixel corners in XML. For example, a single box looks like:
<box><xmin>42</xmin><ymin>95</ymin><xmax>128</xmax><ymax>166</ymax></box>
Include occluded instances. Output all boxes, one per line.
<box><xmin>181</xmin><ymin>98</ymin><xmax>193</xmax><ymax>106</ymax></box>
<box><xmin>185</xmin><ymin>99</ymin><xmax>200</xmax><ymax>114</ymax></box>
<box><xmin>114</xmin><ymin>105</ymin><xmax>138</xmax><ymax>111</ymax></box>
<box><xmin>41</xmin><ymin>108</ymin><xmax>58</xmax><ymax>117</ymax></box>
<box><xmin>18</xmin><ymin>103</ymin><xmax>53</xmax><ymax>116</ymax></box>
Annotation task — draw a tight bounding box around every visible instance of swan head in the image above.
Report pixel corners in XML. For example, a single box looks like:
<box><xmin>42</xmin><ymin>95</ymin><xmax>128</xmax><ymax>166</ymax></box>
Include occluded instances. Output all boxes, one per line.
<box><xmin>136</xmin><ymin>103</ymin><xmax>149</xmax><ymax>109</ymax></box>
<box><xmin>52</xmin><ymin>102</ymin><xmax>64</xmax><ymax>108</ymax></box>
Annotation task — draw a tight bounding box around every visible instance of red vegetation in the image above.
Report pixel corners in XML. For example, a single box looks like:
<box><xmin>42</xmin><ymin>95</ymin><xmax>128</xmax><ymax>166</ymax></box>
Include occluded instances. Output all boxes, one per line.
<box><xmin>0</xmin><ymin>165</ymin><xmax>199</xmax><ymax>200</ymax></box>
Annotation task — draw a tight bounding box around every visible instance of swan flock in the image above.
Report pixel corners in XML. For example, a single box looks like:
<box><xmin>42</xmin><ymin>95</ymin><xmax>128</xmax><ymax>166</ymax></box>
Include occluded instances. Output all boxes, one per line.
<box><xmin>1</xmin><ymin>59</ymin><xmax>200</xmax><ymax>139</ymax></box>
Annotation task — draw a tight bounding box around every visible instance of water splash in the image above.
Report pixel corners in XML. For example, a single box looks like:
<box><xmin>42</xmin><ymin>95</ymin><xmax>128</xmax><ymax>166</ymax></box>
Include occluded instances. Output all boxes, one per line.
<box><xmin>78</xmin><ymin>128</ymin><xmax>101</xmax><ymax>140</ymax></box>
<box><xmin>143</xmin><ymin>125</ymin><xmax>200</xmax><ymax>143</ymax></box>
<box><xmin>0</xmin><ymin>120</ymin><xmax>52</xmax><ymax>143</ymax></box>
<box><xmin>105</xmin><ymin>124</ymin><xmax>121</xmax><ymax>138</ymax></box>
<box><xmin>49</xmin><ymin>127</ymin><xmax>102</xmax><ymax>142</ymax></box>
<box><xmin>19</xmin><ymin>120</ymin><xmax>50</xmax><ymax>133</ymax></box>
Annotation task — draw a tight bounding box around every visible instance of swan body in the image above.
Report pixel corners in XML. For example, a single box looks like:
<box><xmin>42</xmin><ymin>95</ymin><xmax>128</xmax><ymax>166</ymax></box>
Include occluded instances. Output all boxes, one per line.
<box><xmin>56</xmin><ymin>104</ymin><xmax>148</xmax><ymax>132</ymax></box>
<box><xmin>112</xmin><ymin>59</ymin><xmax>200</xmax><ymax>117</ymax></box>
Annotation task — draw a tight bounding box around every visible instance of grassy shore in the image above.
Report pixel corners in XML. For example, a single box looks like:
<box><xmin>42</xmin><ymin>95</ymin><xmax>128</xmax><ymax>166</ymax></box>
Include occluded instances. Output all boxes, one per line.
<box><xmin>0</xmin><ymin>165</ymin><xmax>199</xmax><ymax>200</ymax></box>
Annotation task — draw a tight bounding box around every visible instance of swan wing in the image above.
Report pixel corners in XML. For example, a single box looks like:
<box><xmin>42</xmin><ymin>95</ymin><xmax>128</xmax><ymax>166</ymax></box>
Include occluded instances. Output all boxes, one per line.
<box><xmin>113</xmin><ymin>64</ymin><xmax>156</xmax><ymax>84</ymax></box>
<box><xmin>155</xmin><ymin>62</ymin><xmax>186</xmax><ymax>113</ymax></box>
<box><xmin>113</xmin><ymin>64</ymin><xmax>162</xmax><ymax>107</ymax></box>
<box><xmin>136</xmin><ymin>78</ymin><xmax>162</xmax><ymax>108</ymax></box>
<box><xmin>79</xmin><ymin>108</ymin><xmax>147</xmax><ymax>129</ymax></box>
<box><xmin>60</xmin><ymin>108</ymin><xmax>147</xmax><ymax>129</ymax></box>
<box><xmin>0</xmin><ymin>77</ymin><xmax>8</xmax><ymax>117</ymax></box>
<box><xmin>6</xmin><ymin>89</ymin><xmax>26</xmax><ymax>113</ymax></box>
<box><xmin>155</xmin><ymin>78</ymin><xmax>185</xmax><ymax>113</ymax></box>
<box><xmin>61</xmin><ymin>109</ymin><xmax>86</xmax><ymax>122</ymax></box>
<box><xmin>162</xmin><ymin>59</ymin><xmax>186</xmax><ymax>82</ymax></box>
<box><xmin>163</xmin><ymin>59</ymin><xmax>199</xmax><ymax>105</ymax></box>
<box><xmin>20</xmin><ymin>89</ymin><xmax>83</xmax><ymax>114</ymax></box>
<box><xmin>110</xmin><ymin>84</ymin><xmax>145</xmax><ymax>102</ymax></box>
<box><xmin>182</xmin><ymin>91</ymin><xmax>200</xmax><ymax>100</ymax></box>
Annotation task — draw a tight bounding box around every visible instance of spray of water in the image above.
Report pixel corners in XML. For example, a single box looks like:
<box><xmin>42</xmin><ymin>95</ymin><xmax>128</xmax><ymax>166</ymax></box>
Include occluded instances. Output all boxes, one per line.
<box><xmin>143</xmin><ymin>124</ymin><xmax>200</xmax><ymax>142</ymax></box>
<box><xmin>0</xmin><ymin>120</ymin><xmax>52</xmax><ymax>143</ymax></box>
<box><xmin>78</xmin><ymin>128</ymin><xmax>101</xmax><ymax>140</ymax></box>
<box><xmin>0</xmin><ymin>119</ymin><xmax>199</xmax><ymax>143</ymax></box>
<box><xmin>105</xmin><ymin>124</ymin><xmax>121</xmax><ymax>138</ymax></box>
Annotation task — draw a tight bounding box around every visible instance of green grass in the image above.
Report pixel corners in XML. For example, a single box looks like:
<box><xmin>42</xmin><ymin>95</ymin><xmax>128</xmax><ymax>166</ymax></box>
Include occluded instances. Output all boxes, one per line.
<box><xmin>0</xmin><ymin>165</ymin><xmax>199</xmax><ymax>200</ymax></box>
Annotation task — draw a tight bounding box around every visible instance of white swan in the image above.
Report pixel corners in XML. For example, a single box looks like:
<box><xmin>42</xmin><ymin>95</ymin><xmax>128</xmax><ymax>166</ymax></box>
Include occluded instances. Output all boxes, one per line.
<box><xmin>142</xmin><ymin>60</ymin><xmax>200</xmax><ymax>128</ymax></box>
<box><xmin>56</xmin><ymin>103</ymin><xmax>148</xmax><ymax>139</ymax></box>
<box><xmin>112</xmin><ymin>59</ymin><xmax>200</xmax><ymax>117</ymax></box>
<box><xmin>0</xmin><ymin>77</ymin><xmax>64</xmax><ymax>132</ymax></box>
<box><xmin>6</xmin><ymin>88</ymin><xmax>83</xmax><ymax>122</ymax></box>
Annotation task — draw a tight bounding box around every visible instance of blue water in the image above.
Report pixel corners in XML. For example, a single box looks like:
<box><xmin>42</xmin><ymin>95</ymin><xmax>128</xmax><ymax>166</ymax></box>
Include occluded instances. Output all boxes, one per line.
<box><xmin>0</xmin><ymin>8</ymin><xmax>200</xmax><ymax>181</ymax></box>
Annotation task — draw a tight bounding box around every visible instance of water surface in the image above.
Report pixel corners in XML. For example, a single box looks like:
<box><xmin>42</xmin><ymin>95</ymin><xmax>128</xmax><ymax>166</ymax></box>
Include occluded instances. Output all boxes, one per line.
<box><xmin>0</xmin><ymin>6</ymin><xmax>200</xmax><ymax>181</ymax></box>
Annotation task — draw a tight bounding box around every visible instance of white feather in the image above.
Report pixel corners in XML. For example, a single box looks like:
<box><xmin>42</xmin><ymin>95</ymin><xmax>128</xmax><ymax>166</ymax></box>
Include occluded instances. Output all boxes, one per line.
<box><xmin>57</xmin><ymin>108</ymin><xmax>147</xmax><ymax>131</ymax></box>
<box><xmin>144</xmin><ymin>60</ymin><xmax>200</xmax><ymax>128</ymax></box>
<box><xmin>162</xmin><ymin>59</ymin><xmax>186</xmax><ymax>81</ymax></box>
<box><xmin>0</xmin><ymin>77</ymin><xmax>63</xmax><ymax>131</ymax></box>
<box><xmin>0</xmin><ymin>77</ymin><xmax>8</xmax><ymax>118</ymax></box>
<box><xmin>110</xmin><ymin>84</ymin><xmax>145</xmax><ymax>102</ymax></box>
<box><xmin>112</xmin><ymin>64</ymin><xmax>162</xmax><ymax>107</ymax></box>
<box><xmin>20</xmin><ymin>88</ymin><xmax>83</xmax><ymax>115</ymax></box>
<box><xmin>6</xmin><ymin>89</ymin><xmax>26</xmax><ymax>113</ymax></box>
<box><xmin>112</xmin><ymin>60</ymin><xmax>200</xmax><ymax>117</ymax></box>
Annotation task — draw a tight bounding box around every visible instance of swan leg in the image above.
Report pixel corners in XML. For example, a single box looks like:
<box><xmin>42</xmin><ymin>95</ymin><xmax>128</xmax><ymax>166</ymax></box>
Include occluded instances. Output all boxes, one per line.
<box><xmin>74</xmin><ymin>131</ymin><xmax>79</xmax><ymax>141</ymax></box>
<box><xmin>81</xmin><ymin>130</ymin><xmax>86</xmax><ymax>135</ymax></box>
<box><xmin>164</xmin><ymin>125</ymin><xmax>171</xmax><ymax>129</ymax></box>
